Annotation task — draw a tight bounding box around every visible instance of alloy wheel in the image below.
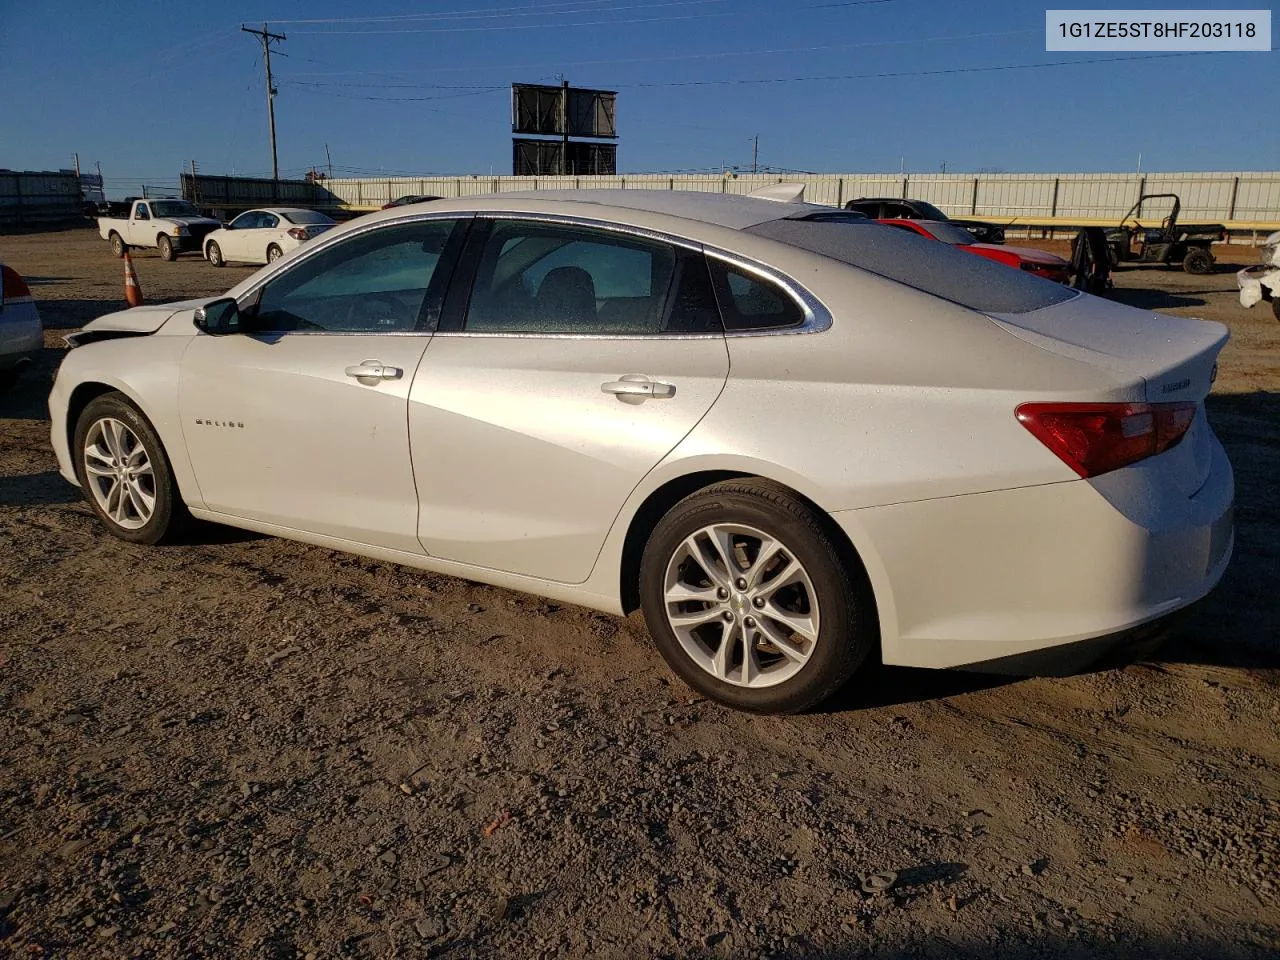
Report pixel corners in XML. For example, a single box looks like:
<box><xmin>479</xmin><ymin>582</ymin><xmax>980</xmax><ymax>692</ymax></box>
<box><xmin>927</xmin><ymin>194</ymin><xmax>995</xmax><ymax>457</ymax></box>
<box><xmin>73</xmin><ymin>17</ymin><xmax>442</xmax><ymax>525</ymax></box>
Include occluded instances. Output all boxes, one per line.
<box><xmin>662</xmin><ymin>522</ymin><xmax>820</xmax><ymax>688</ymax></box>
<box><xmin>83</xmin><ymin>417</ymin><xmax>156</xmax><ymax>530</ymax></box>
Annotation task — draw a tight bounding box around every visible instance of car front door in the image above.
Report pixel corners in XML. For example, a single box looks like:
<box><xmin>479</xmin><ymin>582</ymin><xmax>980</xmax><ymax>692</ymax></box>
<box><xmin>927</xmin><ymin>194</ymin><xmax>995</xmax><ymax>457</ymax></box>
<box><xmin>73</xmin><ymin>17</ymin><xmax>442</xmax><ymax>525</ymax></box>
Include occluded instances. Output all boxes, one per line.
<box><xmin>223</xmin><ymin>211</ymin><xmax>260</xmax><ymax>261</ymax></box>
<box><xmin>128</xmin><ymin>202</ymin><xmax>151</xmax><ymax>245</ymax></box>
<box><xmin>178</xmin><ymin>216</ymin><xmax>468</xmax><ymax>552</ymax></box>
<box><xmin>409</xmin><ymin>217</ymin><xmax>730</xmax><ymax>583</ymax></box>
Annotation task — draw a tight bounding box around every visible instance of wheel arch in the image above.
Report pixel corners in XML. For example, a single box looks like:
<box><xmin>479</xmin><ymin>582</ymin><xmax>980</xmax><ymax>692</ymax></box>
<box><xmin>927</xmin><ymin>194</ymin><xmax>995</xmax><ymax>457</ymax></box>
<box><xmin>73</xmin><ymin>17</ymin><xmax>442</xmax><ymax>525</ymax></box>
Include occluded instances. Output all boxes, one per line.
<box><xmin>63</xmin><ymin>376</ymin><xmax>201</xmax><ymax>508</ymax></box>
<box><xmin>616</xmin><ymin>467</ymin><xmax>879</xmax><ymax>635</ymax></box>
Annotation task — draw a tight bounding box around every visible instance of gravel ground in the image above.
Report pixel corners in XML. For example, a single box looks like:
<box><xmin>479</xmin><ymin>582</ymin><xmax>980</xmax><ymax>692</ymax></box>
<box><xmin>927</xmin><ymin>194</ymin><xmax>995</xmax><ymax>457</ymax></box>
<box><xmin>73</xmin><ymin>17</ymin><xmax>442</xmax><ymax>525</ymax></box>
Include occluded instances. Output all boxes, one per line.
<box><xmin>1</xmin><ymin>226</ymin><xmax>1278</xmax><ymax>959</ymax></box>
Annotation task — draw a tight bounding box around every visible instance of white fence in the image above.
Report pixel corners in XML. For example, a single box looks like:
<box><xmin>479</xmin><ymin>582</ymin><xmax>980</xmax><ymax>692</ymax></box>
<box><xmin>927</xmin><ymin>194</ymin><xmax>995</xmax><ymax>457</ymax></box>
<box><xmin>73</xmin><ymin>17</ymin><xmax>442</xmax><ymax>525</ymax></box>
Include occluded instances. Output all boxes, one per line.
<box><xmin>321</xmin><ymin>171</ymin><xmax>1280</xmax><ymax>230</ymax></box>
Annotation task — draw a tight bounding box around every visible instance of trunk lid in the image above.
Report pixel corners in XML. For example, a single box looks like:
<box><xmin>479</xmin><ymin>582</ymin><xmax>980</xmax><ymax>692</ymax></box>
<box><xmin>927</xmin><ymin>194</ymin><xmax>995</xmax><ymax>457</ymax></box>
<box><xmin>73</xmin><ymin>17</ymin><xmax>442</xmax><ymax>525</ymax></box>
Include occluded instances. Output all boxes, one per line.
<box><xmin>988</xmin><ymin>293</ymin><xmax>1228</xmax><ymax>497</ymax></box>
<box><xmin>987</xmin><ymin>293</ymin><xmax>1227</xmax><ymax>404</ymax></box>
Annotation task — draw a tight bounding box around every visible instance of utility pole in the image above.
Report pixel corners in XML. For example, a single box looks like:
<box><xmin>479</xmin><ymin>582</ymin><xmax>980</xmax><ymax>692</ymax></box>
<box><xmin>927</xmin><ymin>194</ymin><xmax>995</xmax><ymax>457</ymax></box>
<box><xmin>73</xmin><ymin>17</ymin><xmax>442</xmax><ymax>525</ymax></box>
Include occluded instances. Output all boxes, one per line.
<box><xmin>242</xmin><ymin>23</ymin><xmax>286</xmax><ymax>180</ymax></box>
<box><xmin>751</xmin><ymin>136</ymin><xmax>759</xmax><ymax>175</ymax></box>
<box><xmin>325</xmin><ymin>143</ymin><xmax>333</xmax><ymax>179</ymax></box>
<box><xmin>73</xmin><ymin>153</ymin><xmax>81</xmax><ymax>177</ymax></box>
<box><xmin>560</xmin><ymin>78</ymin><xmax>570</xmax><ymax>176</ymax></box>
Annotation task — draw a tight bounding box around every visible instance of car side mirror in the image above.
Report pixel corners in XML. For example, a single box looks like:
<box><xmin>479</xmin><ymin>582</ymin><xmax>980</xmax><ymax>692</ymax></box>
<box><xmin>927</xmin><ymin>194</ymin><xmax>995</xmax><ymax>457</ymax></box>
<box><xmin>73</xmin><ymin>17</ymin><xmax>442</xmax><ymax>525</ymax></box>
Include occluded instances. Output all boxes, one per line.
<box><xmin>194</xmin><ymin>297</ymin><xmax>243</xmax><ymax>336</ymax></box>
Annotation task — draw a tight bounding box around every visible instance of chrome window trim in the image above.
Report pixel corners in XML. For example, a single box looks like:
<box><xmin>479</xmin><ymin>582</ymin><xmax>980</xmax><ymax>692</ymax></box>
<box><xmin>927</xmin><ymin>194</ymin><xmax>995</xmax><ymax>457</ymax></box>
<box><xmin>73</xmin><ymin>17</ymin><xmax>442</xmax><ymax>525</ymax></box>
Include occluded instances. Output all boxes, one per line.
<box><xmin>703</xmin><ymin>246</ymin><xmax>832</xmax><ymax>337</ymax></box>
<box><xmin>235</xmin><ymin>208</ymin><xmax>833</xmax><ymax>340</ymax></box>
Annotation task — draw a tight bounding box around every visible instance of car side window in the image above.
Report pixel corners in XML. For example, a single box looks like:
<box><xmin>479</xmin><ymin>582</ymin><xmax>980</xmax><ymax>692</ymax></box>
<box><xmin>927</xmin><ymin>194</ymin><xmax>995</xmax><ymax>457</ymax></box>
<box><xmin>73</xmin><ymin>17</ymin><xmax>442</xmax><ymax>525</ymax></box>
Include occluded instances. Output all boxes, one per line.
<box><xmin>134</xmin><ymin>204</ymin><xmax>150</xmax><ymax>221</ymax></box>
<box><xmin>229</xmin><ymin>212</ymin><xmax>255</xmax><ymax>230</ymax></box>
<box><xmin>462</xmin><ymin>221</ymin><xmax>719</xmax><ymax>335</ymax></box>
<box><xmin>251</xmin><ymin>220</ymin><xmax>461</xmax><ymax>334</ymax></box>
<box><xmin>882</xmin><ymin>203</ymin><xmax>910</xmax><ymax>219</ymax></box>
<box><xmin>709</xmin><ymin>259</ymin><xmax>804</xmax><ymax>332</ymax></box>
<box><xmin>260</xmin><ymin>214</ymin><xmax>279</xmax><ymax>230</ymax></box>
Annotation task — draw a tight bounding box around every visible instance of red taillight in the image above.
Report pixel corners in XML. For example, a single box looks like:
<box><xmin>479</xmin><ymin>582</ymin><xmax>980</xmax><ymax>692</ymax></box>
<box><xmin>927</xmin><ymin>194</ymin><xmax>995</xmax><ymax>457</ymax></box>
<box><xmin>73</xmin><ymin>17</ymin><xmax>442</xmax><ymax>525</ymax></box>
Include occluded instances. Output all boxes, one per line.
<box><xmin>1016</xmin><ymin>402</ymin><xmax>1198</xmax><ymax>478</ymax></box>
<box><xmin>287</xmin><ymin>227</ymin><xmax>308</xmax><ymax>241</ymax></box>
<box><xmin>1</xmin><ymin>264</ymin><xmax>31</xmax><ymax>301</ymax></box>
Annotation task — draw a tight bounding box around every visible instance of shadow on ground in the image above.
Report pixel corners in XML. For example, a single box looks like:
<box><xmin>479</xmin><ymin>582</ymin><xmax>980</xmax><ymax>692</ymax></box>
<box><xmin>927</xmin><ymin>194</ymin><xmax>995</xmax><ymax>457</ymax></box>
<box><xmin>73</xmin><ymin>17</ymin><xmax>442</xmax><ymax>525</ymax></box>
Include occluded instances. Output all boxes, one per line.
<box><xmin>0</xmin><ymin>471</ymin><xmax>79</xmax><ymax>507</ymax></box>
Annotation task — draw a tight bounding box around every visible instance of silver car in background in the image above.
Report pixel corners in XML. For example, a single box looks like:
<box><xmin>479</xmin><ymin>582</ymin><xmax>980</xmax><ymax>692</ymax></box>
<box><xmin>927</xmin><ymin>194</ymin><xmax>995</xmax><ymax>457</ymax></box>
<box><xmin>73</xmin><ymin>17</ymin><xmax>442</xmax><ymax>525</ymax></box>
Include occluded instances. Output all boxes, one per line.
<box><xmin>1</xmin><ymin>262</ymin><xmax>42</xmax><ymax>389</ymax></box>
<box><xmin>48</xmin><ymin>191</ymin><xmax>1234</xmax><ymax>712</ymax></box>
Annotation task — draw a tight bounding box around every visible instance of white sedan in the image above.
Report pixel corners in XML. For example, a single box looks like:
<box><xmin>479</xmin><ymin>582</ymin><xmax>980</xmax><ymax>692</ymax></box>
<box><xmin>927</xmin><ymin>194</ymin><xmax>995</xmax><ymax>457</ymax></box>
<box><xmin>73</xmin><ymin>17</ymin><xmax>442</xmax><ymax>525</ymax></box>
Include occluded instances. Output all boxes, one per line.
<box><xmin>49</xmin><ymin>191</ymin><xmax>1234</xmax><ymax>712</ymax></box>
<box><xmin>203</xmin><ymin>207</ymin><xmax>336</xmax><ymax>267</ymax></box>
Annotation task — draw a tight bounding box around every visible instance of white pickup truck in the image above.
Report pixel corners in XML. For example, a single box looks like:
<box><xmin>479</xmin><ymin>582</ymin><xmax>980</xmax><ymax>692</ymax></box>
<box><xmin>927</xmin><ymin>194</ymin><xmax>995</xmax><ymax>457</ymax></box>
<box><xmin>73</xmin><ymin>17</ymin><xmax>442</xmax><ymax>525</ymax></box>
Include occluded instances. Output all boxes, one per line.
<box><xmin>98</xmin><ymin>199</ymin><xmax>223</xmax><ymax>261</ymax></box>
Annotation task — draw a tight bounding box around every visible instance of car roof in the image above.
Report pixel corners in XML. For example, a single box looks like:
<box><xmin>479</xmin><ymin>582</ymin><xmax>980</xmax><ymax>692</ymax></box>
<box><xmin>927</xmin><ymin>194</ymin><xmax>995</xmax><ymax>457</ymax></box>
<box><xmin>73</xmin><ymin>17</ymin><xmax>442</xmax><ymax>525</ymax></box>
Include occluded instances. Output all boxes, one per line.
<box><xmin>371</xmin><ymin>190</ymin><xmax>838</xmax><ymax>232</ymax></box>
<box><xmin>243</xmin><ymin>207</ymin><xmax>315</xmax><ymax>216</ymax></box>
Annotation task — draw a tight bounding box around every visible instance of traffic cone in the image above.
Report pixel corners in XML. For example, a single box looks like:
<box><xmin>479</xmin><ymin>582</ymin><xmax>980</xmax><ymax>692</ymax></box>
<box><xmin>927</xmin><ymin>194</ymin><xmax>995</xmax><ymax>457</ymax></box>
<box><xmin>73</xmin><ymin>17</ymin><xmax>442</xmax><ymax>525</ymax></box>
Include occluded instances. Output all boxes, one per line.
<box><xmin>123</xmin><ymin>251</ymin><xmax>144</xmax><ymax>307</ymax></box>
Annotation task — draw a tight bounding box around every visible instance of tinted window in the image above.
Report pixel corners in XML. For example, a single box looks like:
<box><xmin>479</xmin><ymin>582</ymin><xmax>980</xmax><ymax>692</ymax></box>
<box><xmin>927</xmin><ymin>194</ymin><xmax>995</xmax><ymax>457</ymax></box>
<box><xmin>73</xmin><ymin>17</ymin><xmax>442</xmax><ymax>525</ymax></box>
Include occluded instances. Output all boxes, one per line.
<box><xmin>916</xmin><ymin>221</ymin><xmax>976</xmax><ymax>245</ymax></box>
<box><xmin>710</xmin><ymin>259</ymin><xmax>804</xmax><ymax>332</ymax></box>
<box><xmin>260</xmin><ymin>213</ymin><xmax>280</xmax><ymax>230</ymax></box>
<box><xmin>149</xmin><ymin>201</ymin><xmax>198</xmax><ymax>218</ymax></box>
<box><xmin>911</xmin><ymin>201</ymin><xmax>949</xmax><ymax>221</ymax></box>
<box><xmin>229</xmin><ymin>212</ymin><xmax>256</xmax><ymax>230</ymax></box>
<box><xmin>282</xmin><ymin>210</ymin><xmax>336</xmax><ymax>225</ymax></box>
<box><xmin>745</xmin><ymin>219</ymin><xmax>1076</xmax><ymax>314</ymax></box>
<box><xmin>253</xmin><ymin>220</ymin><xmax>459</xmax><ymax>333</ymax></box>
<box><xmin>134</xmin><ymin>203</ymin><xmax>150</xmax><ymax>220</ymax></box>
<box><xmin>845</xmin><ymin>200</ymin><xmax>881</xmax><ymax>218</ymax></box>
<box><xmin>464</xmin><ymin>221</ymin><xmax>714</xmax><ymax>335</ymax></box>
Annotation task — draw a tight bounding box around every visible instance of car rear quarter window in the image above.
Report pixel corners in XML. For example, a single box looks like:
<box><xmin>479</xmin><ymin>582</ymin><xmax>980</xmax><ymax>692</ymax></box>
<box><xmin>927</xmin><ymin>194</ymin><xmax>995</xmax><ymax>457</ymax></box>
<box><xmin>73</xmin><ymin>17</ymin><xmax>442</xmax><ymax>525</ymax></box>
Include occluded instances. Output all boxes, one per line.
<box><xmin>710</xmin><ymin>259</ymin><xmax>804</xmax><ymax>332</ymax></box>
<box><xmin>745</xmin><ymin>218</ymin><xmax>1077</xmax><ymax>314</ymax></box>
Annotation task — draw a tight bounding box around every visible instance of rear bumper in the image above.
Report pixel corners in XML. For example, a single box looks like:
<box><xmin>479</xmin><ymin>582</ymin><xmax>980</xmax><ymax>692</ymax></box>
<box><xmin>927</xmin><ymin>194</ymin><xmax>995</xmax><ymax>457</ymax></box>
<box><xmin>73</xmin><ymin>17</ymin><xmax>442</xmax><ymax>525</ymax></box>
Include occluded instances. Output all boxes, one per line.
<box><xmin>1238</xmin><ymin>265</ymin><xmax>1278</xmax><ymax>308</ymax></box>
<box><xmin>832</xmin><ymin>434</ymin><xmax>1234</xmax><ymax>671</ymax></box>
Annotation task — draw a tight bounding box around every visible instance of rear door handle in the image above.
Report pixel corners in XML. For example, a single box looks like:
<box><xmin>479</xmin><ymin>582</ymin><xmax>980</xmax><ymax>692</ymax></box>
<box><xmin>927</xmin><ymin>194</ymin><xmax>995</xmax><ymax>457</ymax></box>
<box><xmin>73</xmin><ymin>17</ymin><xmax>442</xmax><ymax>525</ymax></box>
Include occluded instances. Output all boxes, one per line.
<box><xmin>345</xmin><ymin>360</ymin><xmax>402</xmax><ymax>381</ymax></box>
<box><xmin>601</xmin><ymin>375</ymin><xmax>676</xmax><ymax>402</ymax></box>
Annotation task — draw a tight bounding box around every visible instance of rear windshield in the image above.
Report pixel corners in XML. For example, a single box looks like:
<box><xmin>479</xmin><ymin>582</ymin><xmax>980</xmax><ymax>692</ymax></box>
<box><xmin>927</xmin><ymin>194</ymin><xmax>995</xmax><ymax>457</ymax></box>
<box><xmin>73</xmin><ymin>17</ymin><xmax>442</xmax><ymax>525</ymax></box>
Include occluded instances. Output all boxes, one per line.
<box><xmin>282</xmin><ymin>210</ymin><xmax>336</xmax><ymax>225</ymax></box>
<box><xmin>746</xmin><ymin>219</ymin><xmax>1077</xmax><ymax>314</ymax></box>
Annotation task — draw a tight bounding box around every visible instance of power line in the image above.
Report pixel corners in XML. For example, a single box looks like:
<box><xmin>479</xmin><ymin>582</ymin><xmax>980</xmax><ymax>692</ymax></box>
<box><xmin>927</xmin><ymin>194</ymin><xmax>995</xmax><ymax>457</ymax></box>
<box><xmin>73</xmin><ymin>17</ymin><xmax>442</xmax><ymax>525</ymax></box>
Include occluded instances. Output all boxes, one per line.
<box><xmin>290</xmin><ymin>11</ymin><xmax>733</xmax><ymax>35</ymax></box>
<box><xmin>263</xmin><ymin>0</ymin><xmax>724</xmax><ymax>26</ymax></box>
<box><xmin>280</xmin><ymin>29</ymin><xmax>1039</xmax><ymax>80</ymax></box>
<box><xmin>625</xmin><ymin>51</ymin><xmax>1217</xmax><ymax>88</ymax></box>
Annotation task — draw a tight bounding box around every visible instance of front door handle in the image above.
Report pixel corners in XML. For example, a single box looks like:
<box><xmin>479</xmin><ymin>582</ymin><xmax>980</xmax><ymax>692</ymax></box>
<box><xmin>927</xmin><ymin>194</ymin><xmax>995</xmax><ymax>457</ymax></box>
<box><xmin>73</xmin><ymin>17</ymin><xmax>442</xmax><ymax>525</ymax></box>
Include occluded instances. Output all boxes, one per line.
<box><xmin>601</xmin><ymin>374</ymin><xmax>676</xmax><ymax>403</ymax></box>
<box><xmin>345</xmin><ymin>360</ymin><xmax>402</xmax><ymax>381</ymax></box>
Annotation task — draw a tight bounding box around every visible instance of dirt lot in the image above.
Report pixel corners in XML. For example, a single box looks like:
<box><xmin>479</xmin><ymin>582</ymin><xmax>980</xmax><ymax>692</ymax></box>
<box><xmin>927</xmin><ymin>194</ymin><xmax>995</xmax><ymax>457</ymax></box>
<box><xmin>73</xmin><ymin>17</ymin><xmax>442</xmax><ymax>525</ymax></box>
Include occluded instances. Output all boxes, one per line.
<box><xmin>1</xmin><ymin>226</ymin><xmax>1277</xmax><ymax>959</ymax></box>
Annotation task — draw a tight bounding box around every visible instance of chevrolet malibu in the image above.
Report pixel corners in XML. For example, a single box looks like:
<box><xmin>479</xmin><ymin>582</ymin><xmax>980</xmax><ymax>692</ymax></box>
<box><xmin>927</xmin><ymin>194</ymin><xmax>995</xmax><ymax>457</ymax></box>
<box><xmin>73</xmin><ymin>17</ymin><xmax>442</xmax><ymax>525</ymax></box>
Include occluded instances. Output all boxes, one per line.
<box><xmin>48</xmin><ymin>191</ymin><xmax>1235</xmax><ymax>713</ymax></box>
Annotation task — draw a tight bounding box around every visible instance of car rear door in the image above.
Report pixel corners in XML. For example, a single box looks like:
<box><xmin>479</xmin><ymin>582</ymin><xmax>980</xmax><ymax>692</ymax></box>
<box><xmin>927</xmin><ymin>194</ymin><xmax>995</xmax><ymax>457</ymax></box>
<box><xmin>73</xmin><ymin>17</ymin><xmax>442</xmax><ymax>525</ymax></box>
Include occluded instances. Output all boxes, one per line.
<box><xmin>178</xmin><ymin>216</ymin><xmax>468</xmax><ymax>551</ymax></box>
<box><xmin>408</xmin><ymin>216</ymin><xmax>729</xmax><ymax>584</ymax></box>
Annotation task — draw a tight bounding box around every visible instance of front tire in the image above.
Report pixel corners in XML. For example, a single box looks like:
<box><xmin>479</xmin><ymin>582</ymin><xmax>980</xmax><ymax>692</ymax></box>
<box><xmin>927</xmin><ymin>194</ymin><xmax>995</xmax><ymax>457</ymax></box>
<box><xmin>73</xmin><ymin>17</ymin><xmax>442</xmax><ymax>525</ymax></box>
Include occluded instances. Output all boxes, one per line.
<box><xmin>73</xmin><ymin>393</ymin><xmax>187</xmax><ymax>545</ymax></box>
<box><xmin>1182</xmin><ymin>247</ymin><xmax>1213</xmax><ymax>274</ymax></box>
<box><xmin>158</xmin><ymin>235</ymin><xmax>176</xmax><ymax>262</ymax></box>
<box><xmin>639</xmin><ymin>479</ymin><xmax>875</xmax><ymax>713</ymax></box>
<box><xmin>206</xmin><ymin>241</ymin><xmax>225</xmax><ymax>267</ymax></box>
<box><xmin>109</xmin><ymin>233</ymin><xmax>126</xmax><ymax>258</ymax></box>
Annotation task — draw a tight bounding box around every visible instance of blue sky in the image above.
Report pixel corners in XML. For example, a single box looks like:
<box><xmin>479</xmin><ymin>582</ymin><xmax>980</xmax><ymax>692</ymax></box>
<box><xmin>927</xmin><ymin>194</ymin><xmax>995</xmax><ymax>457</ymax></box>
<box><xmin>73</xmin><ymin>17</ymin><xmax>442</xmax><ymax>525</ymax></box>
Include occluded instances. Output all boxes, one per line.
<box><xmin>1</xmin><ymin>0</ymin><xmax>1275</xmax><ymax>195</ymax></box>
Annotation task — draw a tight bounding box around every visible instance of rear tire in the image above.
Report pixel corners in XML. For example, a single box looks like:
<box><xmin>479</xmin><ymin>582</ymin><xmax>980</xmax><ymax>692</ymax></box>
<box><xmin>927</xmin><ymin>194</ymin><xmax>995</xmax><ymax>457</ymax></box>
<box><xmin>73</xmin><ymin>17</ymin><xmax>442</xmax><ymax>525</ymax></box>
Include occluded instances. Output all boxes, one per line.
<box><xmin>639</xmin><ymin>479</ymin><xmax>875</xmax><ymax>714</ymax></box>
<box><xmin>73</xmin><ymin>392</ymin><xmax>188</xmax><ymax>546</ymax></box>
<box><xmin>1182</xmin><ymin>247</ymin><xmax>1213</xmax><ymax>274</ymax></box>
<box><xmin>109</xmin><ymin>233</ymin><xmax>126</xmax><ymax>258</ymax></box>
<box><xmin>266</xmin><ymin>243</ymin><xmax>283</xmax><ymax>263</ymax></box>
<box><xmin>157</xmin><ymin>235</ymin><xmax>176</xmax><ymax>262</ymax></box>
<box><xmin>206</xmin><ymin>241</ymin><xmax>225</xmax><ymax>267</ymax></box>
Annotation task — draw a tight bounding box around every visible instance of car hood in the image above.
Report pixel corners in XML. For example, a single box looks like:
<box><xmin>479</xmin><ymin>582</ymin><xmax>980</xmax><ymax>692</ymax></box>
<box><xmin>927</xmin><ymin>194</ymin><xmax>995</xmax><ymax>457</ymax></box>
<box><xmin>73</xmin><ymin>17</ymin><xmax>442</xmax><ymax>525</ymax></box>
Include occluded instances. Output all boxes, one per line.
<box><xmin>65</xmin><ymin>298</ymin><xmax>210</xmax><ymax>344</ymax></box>
<box><xmin>167</xmin><ymin>216</ymin><xmax>222</xmax><ymax>227</ymax></box>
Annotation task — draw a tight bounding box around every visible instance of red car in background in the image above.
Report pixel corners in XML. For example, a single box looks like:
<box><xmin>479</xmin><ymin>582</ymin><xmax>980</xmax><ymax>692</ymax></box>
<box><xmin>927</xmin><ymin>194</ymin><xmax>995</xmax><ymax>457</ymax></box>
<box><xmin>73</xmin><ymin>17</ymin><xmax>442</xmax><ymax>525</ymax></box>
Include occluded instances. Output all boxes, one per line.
<box><xmin>878</xmin><ymin>219</ymin><xmax>1071</xmax><ymax>283</ymax></box>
